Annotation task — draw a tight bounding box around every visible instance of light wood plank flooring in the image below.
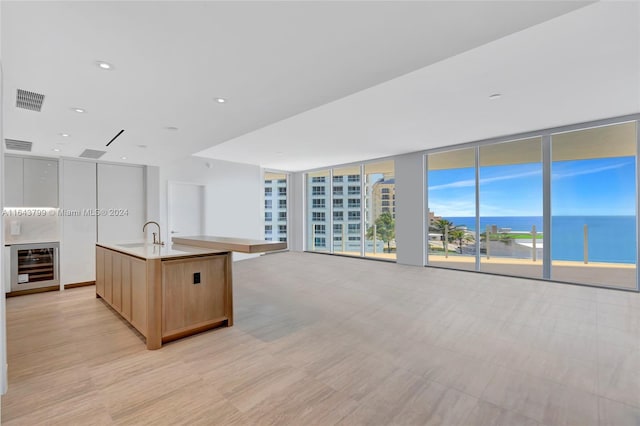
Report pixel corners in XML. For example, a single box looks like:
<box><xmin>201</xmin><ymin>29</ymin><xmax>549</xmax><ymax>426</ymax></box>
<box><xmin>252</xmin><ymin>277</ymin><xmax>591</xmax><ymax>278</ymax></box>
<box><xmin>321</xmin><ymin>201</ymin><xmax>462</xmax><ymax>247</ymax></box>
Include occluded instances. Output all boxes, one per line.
<box><xmin>2</xmin><ymin>252</ymin><xmax>640</xmax><ymax>425</ymax></box>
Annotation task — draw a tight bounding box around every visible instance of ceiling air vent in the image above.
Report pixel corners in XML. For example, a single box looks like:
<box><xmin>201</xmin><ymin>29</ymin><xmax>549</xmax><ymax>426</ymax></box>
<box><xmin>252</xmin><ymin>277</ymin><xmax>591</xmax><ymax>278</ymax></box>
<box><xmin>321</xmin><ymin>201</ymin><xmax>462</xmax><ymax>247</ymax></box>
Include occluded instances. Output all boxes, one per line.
<box><xmin>79</xmin><ymin>149</ymin><xmax>107</xmax><ymax>159</ymax></box>
<box><xmin>16</xmin><ymin>89</ymin><xmax>45</xmax><ymax>112</ymax></box>
<box><xmin>5</xmin><ymin>138</ymin><xmax>33</xmax><ymax>152</ymax></box>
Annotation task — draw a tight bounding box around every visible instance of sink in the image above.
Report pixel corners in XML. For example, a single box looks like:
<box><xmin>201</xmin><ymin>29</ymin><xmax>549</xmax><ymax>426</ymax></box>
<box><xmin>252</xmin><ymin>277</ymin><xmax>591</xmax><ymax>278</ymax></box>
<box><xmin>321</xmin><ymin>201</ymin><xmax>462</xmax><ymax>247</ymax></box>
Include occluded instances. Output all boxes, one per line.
<box><xmin>117</xmin><ymin>243</ymin><xmax>146</xmax><ymax>248</ymax></box>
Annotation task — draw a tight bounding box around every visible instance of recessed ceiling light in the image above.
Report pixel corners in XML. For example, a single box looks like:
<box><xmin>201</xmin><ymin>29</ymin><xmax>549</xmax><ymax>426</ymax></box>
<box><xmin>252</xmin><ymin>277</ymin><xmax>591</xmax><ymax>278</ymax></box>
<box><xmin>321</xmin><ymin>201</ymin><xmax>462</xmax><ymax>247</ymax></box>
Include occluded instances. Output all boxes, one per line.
<box><xmin>72</xmin><ymin>108</ymin><xmax>86</xmax><ymax>113</ymax></box>
<box><xmin>52</xmin><ymin>148</ymin><xmax>61</xmax><ymax>152</ymax></box>
<box><xmin>96</xmin><ymin>61</ymin><xmax>113</xmax><ymax>70</ymax></box>
<box><xmin>489</xmin><ymin>93</ymin><xmax>502</xmax><ymax>100</ymax></box>
<box><xmin>165</xmin><ymin>126</ymin><xmax>179</xmax><ymax>131</ymax></box>
<box><xmin>215</xmin><ymin>98</ymin><xmax>226</xmax><ymax>103</ymax></box>
<box><xmin>120</xmin><ymin>156</ymin><xmax>127</xmax><ymax>160</ymax></box>
<box><xmin>60</xmin><ymin>133</ymin><xmax>70</xmax><ymax>137</ymax></box>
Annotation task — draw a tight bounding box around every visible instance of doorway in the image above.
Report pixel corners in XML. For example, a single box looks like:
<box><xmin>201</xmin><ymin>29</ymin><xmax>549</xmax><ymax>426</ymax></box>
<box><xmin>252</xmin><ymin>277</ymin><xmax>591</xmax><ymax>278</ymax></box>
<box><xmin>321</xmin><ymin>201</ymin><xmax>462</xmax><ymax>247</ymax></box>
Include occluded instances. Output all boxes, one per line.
<box><xmin>168</xmin><ymin>183</ymin><xmax>205</xmax><ymax>241</ymax></box>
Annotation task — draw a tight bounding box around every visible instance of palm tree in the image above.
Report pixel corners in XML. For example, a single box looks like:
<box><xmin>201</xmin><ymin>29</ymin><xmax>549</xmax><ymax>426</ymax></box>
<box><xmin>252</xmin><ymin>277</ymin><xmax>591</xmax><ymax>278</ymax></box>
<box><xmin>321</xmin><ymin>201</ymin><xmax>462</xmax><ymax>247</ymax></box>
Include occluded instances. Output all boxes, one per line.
<box><xmin>449</xmin><ymin>229</ymin><xmax>474</xmax><ymax>254</ymax></box>
<box><xmin>430</xmin><ymin>219</ymin><xmax>454</xmax><ymax>251</ymax></box>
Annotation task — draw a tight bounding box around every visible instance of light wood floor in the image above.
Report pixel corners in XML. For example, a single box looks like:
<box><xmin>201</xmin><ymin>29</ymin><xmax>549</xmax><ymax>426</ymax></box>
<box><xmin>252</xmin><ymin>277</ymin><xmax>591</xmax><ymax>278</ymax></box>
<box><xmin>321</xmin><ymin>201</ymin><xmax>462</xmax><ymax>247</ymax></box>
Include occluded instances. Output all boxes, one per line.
<box><xmin>2</xmin><ymin>252</ymin><xmax>639</xmax><ymax>425</ymax></box>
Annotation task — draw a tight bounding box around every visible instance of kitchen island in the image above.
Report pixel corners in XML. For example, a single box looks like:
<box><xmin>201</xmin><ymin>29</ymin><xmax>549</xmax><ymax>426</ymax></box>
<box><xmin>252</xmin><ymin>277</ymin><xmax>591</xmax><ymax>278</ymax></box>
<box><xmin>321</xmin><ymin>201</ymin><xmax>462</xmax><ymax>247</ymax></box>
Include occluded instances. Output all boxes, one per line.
<box><xmin>96</xmin><ymin>242</ymin><xmax>233</xmax><ymax>349</ymax></box>
<box><xmin>96</xmin><ymin>237</ymin><xmax>286</xmax><ymax>349</ymax></box>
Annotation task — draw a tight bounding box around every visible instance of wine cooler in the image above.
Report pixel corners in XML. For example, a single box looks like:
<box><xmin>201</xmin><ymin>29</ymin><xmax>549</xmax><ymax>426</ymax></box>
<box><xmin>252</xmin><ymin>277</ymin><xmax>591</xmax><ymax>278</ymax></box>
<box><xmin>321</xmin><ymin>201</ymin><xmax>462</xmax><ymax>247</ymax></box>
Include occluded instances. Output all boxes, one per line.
<box><xmin>10</xmin><ymin>242</ymin><xmax>60</xmax><ymax>292</ymax></box>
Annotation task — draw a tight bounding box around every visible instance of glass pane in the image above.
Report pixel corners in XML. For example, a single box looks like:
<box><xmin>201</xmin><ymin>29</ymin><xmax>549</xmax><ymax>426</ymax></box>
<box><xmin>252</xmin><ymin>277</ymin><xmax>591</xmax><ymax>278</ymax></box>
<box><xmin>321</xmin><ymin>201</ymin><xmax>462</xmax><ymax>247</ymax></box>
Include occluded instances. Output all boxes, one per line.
<box><xmin>479</xmin><ymin>138</ymin><xmax>543</xmax><ymax>278</ymax></box>
<box><xmin>551</xmin><ymin>122</ymin><xmax>637</xmax><ymax>289</ymax></box>
<box><xmin>427</xmin><ymin>148</ymin><xmax>476</xmax><ymax>271</ymax></box>
<box><xmin>332</xmin><ymin>166</ymin><xmax>362</xmax><ymax>257</ymax></box>
<box><xmin>264</xmin><ymin>172</ymin><xmax>287</xmax><ymax>242</ymax></box>
<box><xmin>306</xmin><ymin>170</ymin><xmax>330</xmax><ymax>252</ymax></box>
<box><xmin>364</xmin><ymin>161</ymin><xmax>395</xmax><ymax>260</ymax></box>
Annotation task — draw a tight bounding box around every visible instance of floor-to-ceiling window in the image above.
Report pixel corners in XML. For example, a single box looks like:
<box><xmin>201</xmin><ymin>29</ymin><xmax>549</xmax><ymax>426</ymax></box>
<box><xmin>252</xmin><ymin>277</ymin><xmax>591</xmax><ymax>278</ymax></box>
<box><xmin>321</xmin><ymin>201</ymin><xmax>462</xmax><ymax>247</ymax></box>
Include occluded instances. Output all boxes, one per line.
<box><xmin>427</xmin><ymin>148</ymin><xmax>477</xmax><ymax>271</ymax></box>
<box><xmin>332</xmin><ymin>166</ymin><xmax>362</xmax><ymax>256</ymax></box>
<box><xmin>306</xmin><ymin>170</ymin><xmax>330</xmax><ymax>252</ymax></box>
<box><xmin>264</xmin><ymin>172</ymin><xmax>288</xmax><ymax>243</ymax></box>
<box><xmin>479</xmin><ymin>138</ymin><xmax>543</xmax><ymax>279</ymax></box>
<box><xmin>551</xmin><ymin>122</ymin><xmax>637</xmax><ymax>289</ymax></box>
<box><xmin>364</xmin><ymin>161</ymin><xmax>396</xmax><ymax>260</ymax></box>
<box><xmin>304</xmin><ymin>160</ymin><xmax>397</xmax><ymax>261</ymax></box>
<box><xmin>425</xmin><ymin>119</ymin><xmax>638</xmax><ymax>290</ymax></box>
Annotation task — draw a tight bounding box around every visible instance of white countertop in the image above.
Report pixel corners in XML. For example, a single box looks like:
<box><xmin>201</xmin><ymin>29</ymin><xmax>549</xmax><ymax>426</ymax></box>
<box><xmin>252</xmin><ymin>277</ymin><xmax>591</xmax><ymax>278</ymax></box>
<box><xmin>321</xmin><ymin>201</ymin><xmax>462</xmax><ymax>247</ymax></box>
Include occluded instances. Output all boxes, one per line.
<box><xmin>97</xmin><ymin>241</ymin><xmax>228</xmax><ymax>260</ymax></box>
<box><xmin>4</xmin><ymin>240</ymin><xmax>59</xmax><ymax>246</ymax></box>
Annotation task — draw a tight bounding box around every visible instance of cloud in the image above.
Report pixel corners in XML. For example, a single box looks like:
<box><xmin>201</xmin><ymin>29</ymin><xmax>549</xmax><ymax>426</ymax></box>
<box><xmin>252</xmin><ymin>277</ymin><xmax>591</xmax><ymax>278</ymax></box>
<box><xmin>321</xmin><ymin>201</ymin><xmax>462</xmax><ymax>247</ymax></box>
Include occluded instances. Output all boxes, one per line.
<box><xmin>429</xmin><ymin>169</ymin><xmax>541</xmax><ymax>191</ymax></box>
<box><xmin>429</xmin><ymin>159</ymin><xmax>632</xmax><ymax>191</ymax></box>
<box><xmin>552</xmin><ymin>161</ymin><xmax>632</xmax><ymax>179</ymax></box>
<box><xmin>428</xmin><ymin>199</ymin><xmax>475</xmax><ymax>217</ymax></box>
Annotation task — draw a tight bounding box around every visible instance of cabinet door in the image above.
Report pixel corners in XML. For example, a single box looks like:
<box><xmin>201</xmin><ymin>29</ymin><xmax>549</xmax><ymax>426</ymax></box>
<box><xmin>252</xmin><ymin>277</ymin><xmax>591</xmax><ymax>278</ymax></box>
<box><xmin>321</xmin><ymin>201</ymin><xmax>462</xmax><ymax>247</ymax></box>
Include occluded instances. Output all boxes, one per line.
<box><xmin>4</xmin><ymin>156</ymin><xmax>24</xmax><ymax>207</ymax></box>
<box><xmin>23</xmin><ymin>158</ymin><xmax>58</xmax><ymax>207</ymax></box>
<box><xmin>130</xmin><ymin>257</ymin><xmax>147</xmax><ymax>334</ymax></box>
<box><xmin>162</xmin><ymin>256</ymin><xmax>226</xmax><ymax>336</ymax></box>
<box><xmin>60</xmin><ymin>160</ymin><xmax>97</xmax><ymax>285</ymax></box>
<box><xmin>97</xmin><ymin>164</ymin><xmax>144</xmax><ymax>243</ymax></box>
<box><xmin>104</xmin><ymin>250</ymin><xmax>113</xmax><ymax>302</ymax></box>
<box><xmin>96</xmin><ymin>247</ymin><xmax>105</xmax><ymax>297</ymax></box>
<box><xmin>112</xmin><ymin>254</ymin><xmax>122</xmax><ymax>311</ymax></box>
<box><xmin>121</xmin><ymin>257</ymin><xmax>132</xmax><ymax>321</ymax></box>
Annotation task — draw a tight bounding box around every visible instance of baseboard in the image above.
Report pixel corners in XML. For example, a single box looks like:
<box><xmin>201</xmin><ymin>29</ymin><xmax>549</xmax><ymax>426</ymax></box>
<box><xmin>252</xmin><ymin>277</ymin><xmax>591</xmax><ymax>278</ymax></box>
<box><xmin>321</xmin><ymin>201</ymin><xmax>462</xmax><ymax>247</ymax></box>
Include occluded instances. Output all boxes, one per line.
<box><xmin>64</xmin><ymin>281</ymin><xmax>96</xmax><ymax>289</ymax></box>
<box><xmin>6</xmin><ymin>286</ymin><xmax>59</xmax><ymax>297</ymax></box>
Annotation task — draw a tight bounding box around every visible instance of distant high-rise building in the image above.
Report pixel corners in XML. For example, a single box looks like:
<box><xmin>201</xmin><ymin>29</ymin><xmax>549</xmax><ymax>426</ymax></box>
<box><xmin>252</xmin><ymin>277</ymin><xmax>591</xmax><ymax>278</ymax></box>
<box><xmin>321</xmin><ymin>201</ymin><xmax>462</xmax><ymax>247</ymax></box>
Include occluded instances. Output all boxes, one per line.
<box><xmin>264</xmin><ymin>173</ymin><xmax>287</xmax><ymax>242</ymax></box>
<box><xmin>370</xmin><ymin>178</ymin><xmax>395</xmax><ymax>221</ymax></box>
<box><xmin>308</xmin><ymin>173</ymin><xmax>363</xmax><ymax>251</ymax></box>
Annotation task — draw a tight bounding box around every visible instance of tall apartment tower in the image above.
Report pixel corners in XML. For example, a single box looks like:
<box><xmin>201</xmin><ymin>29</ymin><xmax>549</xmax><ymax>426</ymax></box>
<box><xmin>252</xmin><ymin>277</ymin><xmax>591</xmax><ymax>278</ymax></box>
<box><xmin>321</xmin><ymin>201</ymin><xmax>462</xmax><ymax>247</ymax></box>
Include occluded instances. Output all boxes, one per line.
<box><xmin>264</xmin><ymin>173</ymin><xmax>287</xmax><ymax>242</ymax></box>
<box><xmin>307</xmin><ymin>173</ymin><xmax>362</xmax><ymax>252</ymax></box>
<box><xmin>370</xmin><ymin>178</ymin><xmax>396</xmax><ymax>221</ymax></box>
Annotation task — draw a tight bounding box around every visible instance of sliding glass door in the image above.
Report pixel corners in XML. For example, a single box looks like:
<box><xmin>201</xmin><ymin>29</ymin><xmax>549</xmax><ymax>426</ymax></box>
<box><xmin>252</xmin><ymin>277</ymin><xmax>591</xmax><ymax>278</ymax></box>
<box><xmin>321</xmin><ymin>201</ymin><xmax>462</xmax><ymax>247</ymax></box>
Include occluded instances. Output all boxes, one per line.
<box><xmin>304</xmin><ymin>160</ymin><xmax>397</xmax><ymax>261</ymax></box>
<box><xmin>264</xmin><ymin>172</ymin><xmax>288</xmax><ymax>243</ymax></box>
<box><xmin>365</xmin><ymin>161</ymin><xmax>396</xmax><ymax>260</ymax></box>
<box><xmin>551</xmin><ymin>122</ymin><xmax>637</xmax><ymax>289</ymax></box>
<box><xmin>479</xmin><ymin>138</ymin><xmax>543</xmax><ymax>279</ymax></box>
<box><xmin>332</xmin><ymin>166</ymin><xmax>362</xmax><ymax>256</ymax></box>
<box><xmin>427</xmin><ymin>148</ymin><xmax>477</xmax><ymax>271</ymax></box>
<box><xmin>306</xmin><ymin>170</ymin><xmax>330</xmax><ymax>252</ymax></box>
<box><xmin>425</xmin><ymin>120</ymin><xmax>638</xmax><ymax>290</ymax></box>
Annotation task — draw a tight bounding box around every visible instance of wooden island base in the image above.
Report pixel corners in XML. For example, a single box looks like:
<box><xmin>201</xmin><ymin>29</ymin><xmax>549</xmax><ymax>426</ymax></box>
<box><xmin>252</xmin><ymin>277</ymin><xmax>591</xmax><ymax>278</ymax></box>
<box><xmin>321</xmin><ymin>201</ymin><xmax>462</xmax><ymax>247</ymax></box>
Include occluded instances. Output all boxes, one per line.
<box><xmin>96</xmin><ymin>244</ymin><xmax>233</xmax><ymax>350</ymax></box>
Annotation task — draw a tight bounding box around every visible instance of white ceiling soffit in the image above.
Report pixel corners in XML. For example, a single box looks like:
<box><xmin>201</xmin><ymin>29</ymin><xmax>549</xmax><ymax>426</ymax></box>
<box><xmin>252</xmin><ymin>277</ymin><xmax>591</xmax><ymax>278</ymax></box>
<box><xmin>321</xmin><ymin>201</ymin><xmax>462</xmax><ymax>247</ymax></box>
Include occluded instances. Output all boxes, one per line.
<box><xmin>1</xmin><ymin>1</ymin><xmax>591</xmax><ymax>166</ymax></box>
<box><xmin>197</xmin><ymin>1</ymin><xmax>640</xmax><ymax>172</ymax></box>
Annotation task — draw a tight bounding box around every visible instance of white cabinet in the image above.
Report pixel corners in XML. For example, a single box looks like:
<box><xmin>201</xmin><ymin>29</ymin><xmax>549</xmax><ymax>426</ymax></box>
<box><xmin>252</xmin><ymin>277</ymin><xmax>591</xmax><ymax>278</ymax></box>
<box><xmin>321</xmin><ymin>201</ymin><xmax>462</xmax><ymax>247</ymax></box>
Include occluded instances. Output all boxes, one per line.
<box><xmin>97</xmin><ymin>164</ymin><xmax>145</xmax><ymax>243</ymax></box>
<box><xmin>23</xmin><ymin>159</ymin><xmax>58</xmax><ymax>207</ymax></box>
<box><xmin>59</xmin><ymin>161</ymin><xmax>146</xmax><ymax>285</ymax></box>
<box><xmin>4</xmin><ymin>156</ymin><xmax>24</xmax><ymax>207</ymax></box>
<box><xmin>60</xmin><ymin>160</ymin><xmax>97</xmax><ymax>285</ymax></box>
<box><xmin>3</xmin><ymin>156</ymin><xmax>58</xmax><ymax>207</ymax></box>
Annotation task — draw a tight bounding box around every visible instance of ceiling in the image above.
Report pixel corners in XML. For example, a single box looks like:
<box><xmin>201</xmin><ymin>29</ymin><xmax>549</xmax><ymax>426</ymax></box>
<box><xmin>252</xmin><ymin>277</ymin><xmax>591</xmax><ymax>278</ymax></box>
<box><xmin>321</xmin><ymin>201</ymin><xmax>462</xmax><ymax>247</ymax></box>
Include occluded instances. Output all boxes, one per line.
<box><xmin>1</xmin><ymin>1</ymin><xmax>603</xmax><ymax>169</ymax></box>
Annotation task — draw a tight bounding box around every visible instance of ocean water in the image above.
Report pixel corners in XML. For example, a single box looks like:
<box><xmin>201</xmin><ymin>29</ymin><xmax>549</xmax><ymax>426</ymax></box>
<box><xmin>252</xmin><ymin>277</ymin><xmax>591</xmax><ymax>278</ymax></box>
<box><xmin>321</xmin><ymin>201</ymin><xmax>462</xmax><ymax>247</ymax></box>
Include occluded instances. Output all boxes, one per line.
<box><xmin>442</xmin><ymin>216</ymin><xmax>636</xmax><ymax>264</ymax></box>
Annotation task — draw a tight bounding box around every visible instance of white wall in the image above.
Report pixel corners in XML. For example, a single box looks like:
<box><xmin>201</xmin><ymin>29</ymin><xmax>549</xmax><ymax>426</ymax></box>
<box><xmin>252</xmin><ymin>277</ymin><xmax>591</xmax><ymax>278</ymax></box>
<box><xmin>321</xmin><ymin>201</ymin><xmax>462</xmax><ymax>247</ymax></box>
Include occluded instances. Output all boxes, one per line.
<box><xmin>145</xmin><ymin>166</ymin><xmax>160</xmax><ymax>222</ymax></box>
<box><xmin>159</xmin><ymin>156</ymin><xmax>263</xmax><ymax>261</ymax></box>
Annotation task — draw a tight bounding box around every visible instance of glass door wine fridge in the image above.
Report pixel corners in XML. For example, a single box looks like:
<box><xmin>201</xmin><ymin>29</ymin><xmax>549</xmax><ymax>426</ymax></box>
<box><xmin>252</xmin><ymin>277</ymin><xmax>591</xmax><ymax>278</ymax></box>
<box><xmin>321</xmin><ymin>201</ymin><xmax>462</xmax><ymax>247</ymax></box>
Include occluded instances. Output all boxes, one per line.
<box><xmin>10</xmin><ymin>242</ymin><xmax>60</xmax><ymax>292</ymax></box>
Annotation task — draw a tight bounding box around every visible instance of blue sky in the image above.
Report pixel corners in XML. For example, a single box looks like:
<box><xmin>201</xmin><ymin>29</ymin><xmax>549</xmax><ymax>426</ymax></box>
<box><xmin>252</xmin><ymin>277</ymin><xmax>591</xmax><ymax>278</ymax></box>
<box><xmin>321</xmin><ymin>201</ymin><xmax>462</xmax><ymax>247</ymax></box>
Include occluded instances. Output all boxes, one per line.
<box><xmin>428</xmin><ymin>156</ymin><xmax>635</xmax><ymax>217</ymax></box>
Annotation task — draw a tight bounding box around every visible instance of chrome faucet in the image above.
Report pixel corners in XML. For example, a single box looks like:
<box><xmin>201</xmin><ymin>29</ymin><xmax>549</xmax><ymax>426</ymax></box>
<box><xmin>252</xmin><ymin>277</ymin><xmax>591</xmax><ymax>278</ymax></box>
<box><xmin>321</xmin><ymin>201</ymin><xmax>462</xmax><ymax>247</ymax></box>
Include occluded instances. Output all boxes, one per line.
<box><xmin>143</xmin><ymin>221</ymin><xmax>164</xmax><ymax>246</ymax></box>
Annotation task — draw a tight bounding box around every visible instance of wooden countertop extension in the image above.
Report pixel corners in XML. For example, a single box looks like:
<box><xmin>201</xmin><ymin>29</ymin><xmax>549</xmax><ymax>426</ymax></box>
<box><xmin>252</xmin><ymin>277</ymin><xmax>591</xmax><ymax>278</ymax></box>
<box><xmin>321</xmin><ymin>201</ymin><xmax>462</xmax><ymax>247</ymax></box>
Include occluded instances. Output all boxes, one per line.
<box><xmin>171</xmin><ymin>236</ymin><xmax>287</xmax><ymax>254</ymax></box>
